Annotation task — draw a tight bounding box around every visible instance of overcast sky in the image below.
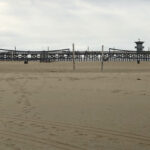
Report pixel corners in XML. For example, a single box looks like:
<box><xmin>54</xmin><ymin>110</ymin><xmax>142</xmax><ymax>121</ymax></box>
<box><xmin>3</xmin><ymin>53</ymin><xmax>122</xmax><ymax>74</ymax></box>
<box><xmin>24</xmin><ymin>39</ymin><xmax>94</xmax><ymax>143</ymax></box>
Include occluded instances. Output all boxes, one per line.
<box><xmin>0</xmin><ymin>0</ymin><xmax>150</xmax><ymax>51</ymax></box>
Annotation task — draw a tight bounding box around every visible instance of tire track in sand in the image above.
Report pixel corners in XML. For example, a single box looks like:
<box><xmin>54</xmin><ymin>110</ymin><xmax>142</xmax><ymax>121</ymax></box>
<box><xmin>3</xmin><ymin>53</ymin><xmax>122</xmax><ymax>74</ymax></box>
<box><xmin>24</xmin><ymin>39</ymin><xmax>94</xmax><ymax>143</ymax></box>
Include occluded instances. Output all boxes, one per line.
<box><xmin>0</xmin><ymin>129</ymin><xmax>86</xmax><ymax>150</ymax></box>
<box><xmin>0</xmin><ymin>115</ymin><xmax>150</xmax><ymax>145</ymax></box>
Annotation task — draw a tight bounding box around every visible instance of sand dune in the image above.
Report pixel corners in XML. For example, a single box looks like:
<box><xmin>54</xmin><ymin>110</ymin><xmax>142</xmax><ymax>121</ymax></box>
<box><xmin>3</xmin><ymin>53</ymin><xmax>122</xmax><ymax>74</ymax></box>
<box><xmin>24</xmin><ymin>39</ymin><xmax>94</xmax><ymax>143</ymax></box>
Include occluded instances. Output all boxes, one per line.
<box><xmin>0</xmin><ymin>61</ymin><xmax>150</xmax><ymax>150</ymax></box>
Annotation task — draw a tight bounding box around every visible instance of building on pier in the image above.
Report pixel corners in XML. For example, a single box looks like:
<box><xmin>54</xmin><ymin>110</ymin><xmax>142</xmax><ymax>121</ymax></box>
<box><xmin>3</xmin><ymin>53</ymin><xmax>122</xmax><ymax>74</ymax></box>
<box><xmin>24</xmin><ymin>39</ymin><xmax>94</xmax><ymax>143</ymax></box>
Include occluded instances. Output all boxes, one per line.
<box><xmin>135</xmin><ymin>39</ymin><xmax>144</xmax><ymax>52</ymax></box>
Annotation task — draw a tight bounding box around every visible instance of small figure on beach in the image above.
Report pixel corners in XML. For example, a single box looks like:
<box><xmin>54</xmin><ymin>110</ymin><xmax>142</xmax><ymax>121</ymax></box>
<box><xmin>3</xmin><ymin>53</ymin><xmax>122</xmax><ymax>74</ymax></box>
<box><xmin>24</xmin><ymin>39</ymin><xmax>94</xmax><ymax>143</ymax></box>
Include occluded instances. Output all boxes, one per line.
<box><xmin>137</xmin><ymin>60</ymin><xmax>140</xmax><ymax>64</ymax></box>
<box><xmin>24</xmin><ymin>59</ymin><xmax>28</xmax><ymax>64</ymax></box>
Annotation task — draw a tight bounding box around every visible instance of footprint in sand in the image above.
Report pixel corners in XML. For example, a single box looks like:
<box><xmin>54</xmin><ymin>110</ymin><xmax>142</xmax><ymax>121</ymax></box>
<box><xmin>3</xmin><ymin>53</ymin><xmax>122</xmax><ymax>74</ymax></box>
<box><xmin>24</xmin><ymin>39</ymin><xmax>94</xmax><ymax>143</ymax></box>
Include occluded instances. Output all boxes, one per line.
<box><xmin>24</xmin><ymin>99</ymin><xmax>31</xmax><ymax>107</ymax></box>
<box><xmin>16</xmin><ymin>98</ymin><xmax>22</xmax><ymax>104</ymax></box>
<box><xmin>112</xmin><ymin>89</ymin><xmax>122</xmax><ymax>94</ymax></box>
<box><xmin>5</xmin><ymin>142</ymin><xmax>21</xmax><ymax>150</ymax></box>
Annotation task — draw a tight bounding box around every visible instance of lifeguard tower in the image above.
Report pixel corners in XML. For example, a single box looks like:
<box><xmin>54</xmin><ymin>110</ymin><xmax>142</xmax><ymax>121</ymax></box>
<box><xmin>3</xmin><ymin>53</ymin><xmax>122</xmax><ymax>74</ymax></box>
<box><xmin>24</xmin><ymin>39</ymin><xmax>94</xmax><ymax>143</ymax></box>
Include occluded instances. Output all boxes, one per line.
<box><xmin>135</xmin><ymin>39</ymin><xmax>144</xmax><ymax>52</ymax></box>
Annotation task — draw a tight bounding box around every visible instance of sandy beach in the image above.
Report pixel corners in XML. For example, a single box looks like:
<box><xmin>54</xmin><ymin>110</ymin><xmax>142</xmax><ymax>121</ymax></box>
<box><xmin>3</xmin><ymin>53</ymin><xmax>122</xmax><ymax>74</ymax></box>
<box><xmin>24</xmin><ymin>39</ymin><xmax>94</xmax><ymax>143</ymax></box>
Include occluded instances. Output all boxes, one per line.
<box><xmin>0</xmin><ymin>61</ymin><xmax>150</xmax><ymax>150</ymax></box>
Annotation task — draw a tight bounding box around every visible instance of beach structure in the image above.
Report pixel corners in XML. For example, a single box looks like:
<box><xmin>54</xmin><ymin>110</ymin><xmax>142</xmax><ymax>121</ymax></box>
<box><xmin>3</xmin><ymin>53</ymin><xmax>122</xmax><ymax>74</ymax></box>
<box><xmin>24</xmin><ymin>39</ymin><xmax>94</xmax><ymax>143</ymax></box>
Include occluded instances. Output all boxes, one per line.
<box><xmin>0</xmin><ymin>40</ymin><xmax>150</xmax><ymax>62</ymax></box>
<box><xmin>135</xmin><ymin>39</ymin><xmax>144</xmax><ymax>52</ymax></box>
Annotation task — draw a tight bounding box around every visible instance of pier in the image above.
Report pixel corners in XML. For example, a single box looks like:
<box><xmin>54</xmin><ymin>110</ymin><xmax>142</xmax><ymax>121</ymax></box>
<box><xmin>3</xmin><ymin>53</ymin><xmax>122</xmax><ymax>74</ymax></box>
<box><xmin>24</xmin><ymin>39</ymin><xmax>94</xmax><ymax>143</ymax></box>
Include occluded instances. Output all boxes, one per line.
<box><xmin>0</xmin><ymin>40</ymin><xmax>149</xmax><ymax>62</ymax></box>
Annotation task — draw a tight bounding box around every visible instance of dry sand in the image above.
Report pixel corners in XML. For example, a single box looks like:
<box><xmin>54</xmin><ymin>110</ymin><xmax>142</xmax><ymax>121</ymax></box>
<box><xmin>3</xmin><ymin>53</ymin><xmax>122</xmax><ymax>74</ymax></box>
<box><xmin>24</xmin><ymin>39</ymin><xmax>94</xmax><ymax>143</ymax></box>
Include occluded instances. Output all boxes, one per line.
<box><xmin>0</xmin><ymin>61</ymin><xmax>150</xmax><ymax>150</ymax></box>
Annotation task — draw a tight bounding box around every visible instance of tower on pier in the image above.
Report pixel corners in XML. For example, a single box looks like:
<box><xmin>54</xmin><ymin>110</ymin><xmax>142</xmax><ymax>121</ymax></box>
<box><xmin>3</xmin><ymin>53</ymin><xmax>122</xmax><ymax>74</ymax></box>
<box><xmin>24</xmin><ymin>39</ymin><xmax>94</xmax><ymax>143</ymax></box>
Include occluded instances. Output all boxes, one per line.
<box><xmin>135</xmin><ymin>39</ymin><xmax>144</xmax><ymax>52</ymax></box>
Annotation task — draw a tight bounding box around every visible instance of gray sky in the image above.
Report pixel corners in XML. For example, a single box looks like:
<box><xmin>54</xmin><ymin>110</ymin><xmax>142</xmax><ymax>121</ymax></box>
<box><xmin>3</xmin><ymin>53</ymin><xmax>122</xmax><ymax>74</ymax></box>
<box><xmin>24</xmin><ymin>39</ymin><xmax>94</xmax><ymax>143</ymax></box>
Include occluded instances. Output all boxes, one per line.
<box><xmin>0</xmin><ymin>0</ymin><xmax>150</xmax><ymax>50</ymax></box>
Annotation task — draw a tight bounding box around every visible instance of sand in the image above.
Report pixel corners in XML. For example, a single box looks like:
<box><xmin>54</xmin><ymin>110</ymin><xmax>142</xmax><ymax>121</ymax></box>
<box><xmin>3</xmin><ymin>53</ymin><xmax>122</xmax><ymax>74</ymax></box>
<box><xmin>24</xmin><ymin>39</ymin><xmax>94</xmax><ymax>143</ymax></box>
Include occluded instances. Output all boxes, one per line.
<box><xmin>0</xmin><ymin>61</ymin><xmax>150</xmax><ymax>150</ymax></box>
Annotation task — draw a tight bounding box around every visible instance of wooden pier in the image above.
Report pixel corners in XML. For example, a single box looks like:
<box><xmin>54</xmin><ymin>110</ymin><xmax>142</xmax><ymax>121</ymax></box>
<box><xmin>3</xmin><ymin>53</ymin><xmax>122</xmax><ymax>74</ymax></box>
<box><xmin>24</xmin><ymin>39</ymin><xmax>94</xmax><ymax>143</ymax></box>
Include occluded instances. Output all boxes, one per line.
<box><xmin>0</xmin><ymin>48</ymin><xmax>150</xmax><ymax>62</ymax></box>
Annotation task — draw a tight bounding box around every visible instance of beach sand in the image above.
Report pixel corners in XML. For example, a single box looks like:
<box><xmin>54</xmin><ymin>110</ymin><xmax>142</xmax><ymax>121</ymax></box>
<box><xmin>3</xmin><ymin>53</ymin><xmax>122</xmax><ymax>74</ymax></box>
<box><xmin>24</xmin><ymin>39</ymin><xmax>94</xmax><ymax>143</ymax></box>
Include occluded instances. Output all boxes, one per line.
<box><xmin>0</xmin><ymin>61</ymin><xmax>150</xmax><ymax>150</ymax></box>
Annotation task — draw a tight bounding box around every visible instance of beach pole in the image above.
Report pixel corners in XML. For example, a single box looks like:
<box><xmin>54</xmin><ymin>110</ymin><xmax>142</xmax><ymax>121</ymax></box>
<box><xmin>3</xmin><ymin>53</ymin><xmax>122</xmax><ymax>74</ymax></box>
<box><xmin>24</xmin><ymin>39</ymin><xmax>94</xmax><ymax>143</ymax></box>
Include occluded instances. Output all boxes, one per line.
<box><xmin>12</xmin><ymin>46</ymin><xmax>16</xmax><ymax>61</ymax></box>
<box><xmin>12</xmin><ymin>50</ymin><xmax>13</xmax><ymax>61</ymax></box>
<box><xmin>101</xmin><ymin>45</ymin><xmax>104</xmax><ymax>72</ymax></box>
<box><xmin>72</xmin><ymin>43</ymin><xmax>76</xmax><ymax>71</ymax></box>
<box><xmin>47</xmin><ymin>46</ymin><xmax>50</xmax><ymax>62</ymax></box>
<box><xmin>11</xmin><ymin>47</ymin><xmax>15</xmax><ymax>61</ymax></box>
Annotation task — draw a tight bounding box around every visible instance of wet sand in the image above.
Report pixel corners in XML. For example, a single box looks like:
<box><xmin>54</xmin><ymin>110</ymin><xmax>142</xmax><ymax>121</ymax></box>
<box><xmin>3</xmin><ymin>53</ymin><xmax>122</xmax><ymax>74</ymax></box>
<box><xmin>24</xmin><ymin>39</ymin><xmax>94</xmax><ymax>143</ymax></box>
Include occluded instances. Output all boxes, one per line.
<box><xmin>0</xmin><ymin>61</ymin><xmax>150</xmax><ymax>150</ymax></box>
